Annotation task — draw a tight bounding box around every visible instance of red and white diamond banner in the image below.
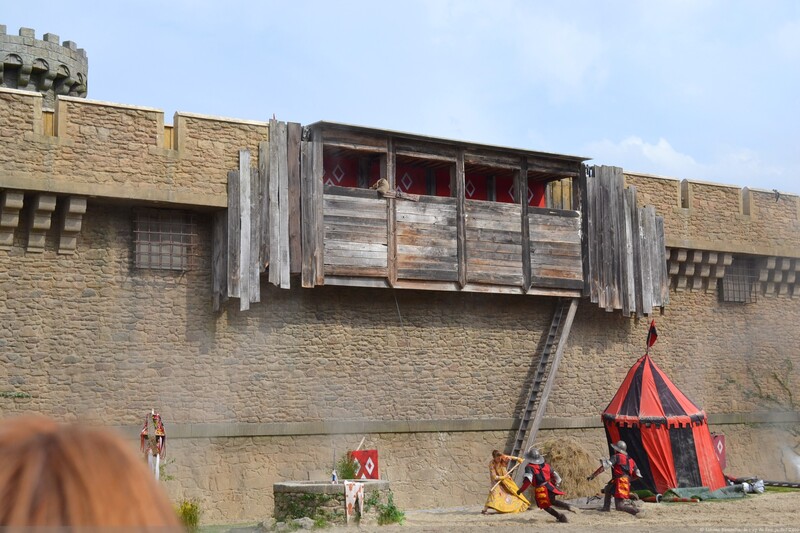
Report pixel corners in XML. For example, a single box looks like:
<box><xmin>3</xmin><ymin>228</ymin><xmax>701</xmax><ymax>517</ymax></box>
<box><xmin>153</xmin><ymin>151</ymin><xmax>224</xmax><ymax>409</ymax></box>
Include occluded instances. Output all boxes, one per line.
<box><xmin>349</xmin><ymin>449</ymin><xmax>379</xmax><ymax>479</ymax></box>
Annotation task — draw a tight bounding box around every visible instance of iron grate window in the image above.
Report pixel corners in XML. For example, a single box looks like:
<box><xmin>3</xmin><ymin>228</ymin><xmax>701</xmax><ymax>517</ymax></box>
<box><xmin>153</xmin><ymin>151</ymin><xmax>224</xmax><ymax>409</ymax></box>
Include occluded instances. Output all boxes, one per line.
<box><xmin>133</xmin><ymin>209</ymin><xmax>197</xmax><ymax>271</ymax></box>
<box><xmin>719</xmin><ymin>257</ymin><xmax>757</xmax><ymax>303</ymax></box>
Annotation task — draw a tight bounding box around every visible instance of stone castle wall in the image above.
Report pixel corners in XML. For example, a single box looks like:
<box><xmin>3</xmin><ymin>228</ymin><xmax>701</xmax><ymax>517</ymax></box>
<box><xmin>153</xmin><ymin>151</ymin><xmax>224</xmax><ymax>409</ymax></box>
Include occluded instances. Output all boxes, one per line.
<box><xmin>0</xmin><ymin>88</ymin><xmax>268</xmax><ymax>207</ymax></box>
<box><xmin>625</xmin><ymin>172</ymin><xmax>800</xmax><ymax>256</ymax></box>
<box><xmin>1</xmin><ymin>87</ymin><xmax>799</xmax><ymax>523</ymax></box>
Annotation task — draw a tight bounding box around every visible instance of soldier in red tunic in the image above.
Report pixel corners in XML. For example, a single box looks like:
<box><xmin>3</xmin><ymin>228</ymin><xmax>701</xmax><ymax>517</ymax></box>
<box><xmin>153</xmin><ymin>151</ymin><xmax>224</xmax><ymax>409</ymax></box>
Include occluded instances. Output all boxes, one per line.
<box><xmin>587</xmin><ymin>440</ymin><xmax>642</xmax><ymax>515</ymax></box>
<box><xmin>516</xmin><ymin>448</ymin><xmax>577</xmax><ymax>523</ymax></box>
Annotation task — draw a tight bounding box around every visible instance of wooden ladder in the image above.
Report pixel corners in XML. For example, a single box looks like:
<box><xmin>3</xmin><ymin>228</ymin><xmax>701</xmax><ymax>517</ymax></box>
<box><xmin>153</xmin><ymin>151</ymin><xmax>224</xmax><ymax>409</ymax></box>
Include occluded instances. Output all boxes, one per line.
<box><xmin>510</xmin><ymin>297</ymin><xmax>579</xmax><ymax>479</ymax></box>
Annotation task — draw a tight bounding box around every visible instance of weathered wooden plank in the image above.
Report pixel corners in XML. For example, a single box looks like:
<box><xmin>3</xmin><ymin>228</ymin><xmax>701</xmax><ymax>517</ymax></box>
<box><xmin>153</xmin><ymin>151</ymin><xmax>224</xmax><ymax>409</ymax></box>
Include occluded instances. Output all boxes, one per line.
<box><xmin>324</xmin><ymin>196</ymin><xmax>387</xmax><ymax>213</ymax></box>
<box><xmin>531</xmin><ymin>251</ymin><xmax>584</xmax><ymax>266</ymax></box>
<box><xmin>396</xmin><ymin>201</ymin><xmax>457</xmax><ymax>216</ymax></box>
<box><xmin>393</xmin><ymin>138</ymin><xmax>459</xmax><ymax>161</ymax></box>
<box><xmin>528</xmin><ymin>215</ymin><xmax>581</xmax><ymax>231</ymax></box>
<box><xmin>398</xmin><ymin>268</ymin><xmax>459</xmax><ymax>282</ymax></box>
<box><xmin>465</xmin><ymin>227</ymin><xmax>522</xmax><ymax>244</ymax></box>
<box><xmin>531</xmin><ymin>277</ymin><xmax>585</xmax><ymax>289</ymax></box>
<box><xmin>259</xmin><ymin>141</ymin><xmax>269</xmax><ymax>272</ymax></box>
<box><xmin>396</xmin><ymin>226</ymin><xmax>457</xmax><ymax>240</ymax></box>
<box><xmin>396</xmin><ymin>257</ymin><xmax>458</xmax><ymax>269</ymax></box>
<box><xmin>249</xmin><ymin>163</ymin><xmax>261</xmax><ymax>304</ymax></box>
<box><xmin>530</xmin><ymin>262</ymin><xmax>583</xmax><ymax>277</ymax></box>
<box><xmin>529</xmin><ymin>229</ymin><xmax>583</xmax><ymax>244</ymax></box>
<box><xmin>325</xmin><ymin>245</ymin><xmax>386</xmax><ymax>258</ymax></box>
<box><xmin>396</xmin><ymin>235</ymin><xmax>456</xmax><ymax>248</ymax></box>
<box><xmin>324</xmin><ymin>255</ymin><xmax>388</xmax><ymax>267</ymax></box>
<box><xmin>397</xmin><ymin>212</ymin><xmax>459</xmax><ymax>225</ymax></box>
<box><xmin>467</xmin><ymin>273</ymin><xmax>523</xmax><ymax>286</ymax></box>
<box><xmin>300</xmin><ymin>140</ymin><xmax>315</xmax><ymax>287</ymax></box>
<box><xmin>287</xmin><ymin>123</ymin><xmax>302</xmax><ymax>275</ymax></box>
<box><xmin>468</xmin><ymin>251</ymin><xmax>522</xmax><ymax>264</ymax></box>
<box><xmin>609</xmin><ymin>167</ymin><xmax>623</xmax><ymax>311</ymax></box>
<box><xmin>640</xmin><ymin>205</ymin><xmax>655</xmax><ymax>315</ymax></box>
<box><xmin>465</xmin><ymin>217</ymin><xmax>521</xmax><ymax>232</ymax></box>
<box><xmin>397</xmin><ymin>244</ymin><xmax>459</xmax><ymax>258</ymax></box>
<box><xmin>465</xmin><ymin>199</ymin><xmax>523</xmax><ymax>217</ymax></box>
<box><xmin>467</xmin><ymin>241</ymin><xmax>523</xmax><ymax>254</ymax></box>
<box><xmin>323</xmin><ymin>184</ymin><xmax>380</xmax><ymax>199</ymax></box>
<box><xmin>324</xmin><ymin>229</ymin><xmax>389</xmax><ymax>244</ymax></box>
<box><xmin>629</xmin><ymin>186</ymin><xmax>644</xmax><ymax>317</ymax></box>
<box><xmin>268</xmin><ymin>119</ymin><xmax>281</xmax><ymax>288</ymax></box>
<box><xmin>455</xmin><ymin>149</ymin><xmax>467</xmax><ymax>288</ymax></box>
<box><xmin>599</xmin><ymin>167</ymin><xmax>612</xmax><ymax>310</ymax></box>
<box><xmin>656</xmin><ymin>216</ymin><xmax>670</xmax><ymax>307</ymax></box>
<box><xmin>528</xmin><ymin>206</ymin><xmax>580</xmax><ymax>218</ymax></box>
<box><xmin>585</xmin><ymin>166</ymin><xmax>597</xmax><ymax>303</ymax></box>
<box><xmin>384</xmin><ymin>140</ymin><xmax>397</xmax><ymax>286</ymax></box>
<box><xmin>227</xmin><ymin>170</ymin><xmax>241</xmax><ymax>298</ymax></box>
<box><xmin>321</xmin><ymin>128</ymin><xmax>388</xmax><ymax>151</ymax></box>
<box><xmin>464</xmin><ymin>149</ymin><xmax>519</xmax><ymax>169</ymax></box>
<box><xmin>239</xmin><ymin>149</ymin><xmax>251</xmax><ymax>311</ymax></box>
<box><xmin>528</xmin><ymin>241</ymin><xmax>581</xmax><ymax>256</ymax></box>
<box><xmin>519</xmin><ymin>161</ymin><xmax>531</xmax><ymax>291</ymax></box>
<box><xmin>211</xmin><ymin>210</ymin><xmax>227</xmax><ymax>311</ymax></box>
<box><xmin>325</xmin><ymin>241</ymin><xmax>388</xmax><ymax>253</ymax></box>
<box><xmin>325</xmin><ymin>265</ymin><xmax>388</xmax><ymax>278</ymax></box>
<box><xmin>277</xmin><ymin>122</ymin><xmax>291</xmax><ymax>289</ymax></box>
<box><xmin>312</xmin><ymin>129</ymin><xmax>325</xmax><ymax>286</ymax></box>
<box><xmin>621</xmin><ymin>187</ymin><xmax>635</xmax><ymax>316</ymax></box>
<box><xmin>323</xmin><ymin>216</ymin><xmax>388</xmax><ymax>230</ymax></box>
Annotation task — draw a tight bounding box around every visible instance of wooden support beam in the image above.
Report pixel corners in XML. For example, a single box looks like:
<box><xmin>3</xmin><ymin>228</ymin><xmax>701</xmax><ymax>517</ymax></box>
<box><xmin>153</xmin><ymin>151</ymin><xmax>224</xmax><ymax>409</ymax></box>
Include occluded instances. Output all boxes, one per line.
<box><xmin>239</xmin><ymin>149</ymin><xmax>251</xmax><ymax>311</ymax></box>
<box><xmin>455</xmin><ymin>148</ymin><xmax>467</xmax><ymax>288</ymax></box>
<box><xmin>383</xmin><ymin>139</ymin><xmax>397</xmax><ymax>287</ymax></box>
<box><xmin>300</xmin><ymin>139</ymin><xmax>314</xmax><ymax>288</ymax></box>
<box><xmin>278</xmin><ymin>123</ymin><xmax>291</xmax><ymax>289</ymax></box>
<box><xmin>211</xmin><ymin>210</ymin><xmax>228</xmax><ymax>312</ymax></box>
<box><xmin>519</xmin><ymin>159</ymin><xmax>531</xmax><ymax>291</ymax></box>
<box><xmin>259</xmin><ymin>141</ymin><xmax>270</xmax><ymax>272</ymax></box>
<box><xmin>227</xmin><ymin>170</ymin><xmax>240</xmax><ymax>298</ymax></box>
<box><xmin>288</xmin><ymin>123</ymin><xmax>303</xmax><ymax>275</ymax></box>
<box><xmin>312</xmin><ymin>128</ymin><xmax>325</xmax><ymax>286</ymax></box>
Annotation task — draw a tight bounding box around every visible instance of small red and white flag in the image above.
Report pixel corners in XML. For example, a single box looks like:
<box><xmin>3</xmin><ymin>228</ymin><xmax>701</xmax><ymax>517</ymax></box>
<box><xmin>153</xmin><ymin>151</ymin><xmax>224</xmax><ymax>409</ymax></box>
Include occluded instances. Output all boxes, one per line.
<box><xmin>646</xmin><ymin>320</ymin><xmax>658</xmax><ymax>352</ymax></box>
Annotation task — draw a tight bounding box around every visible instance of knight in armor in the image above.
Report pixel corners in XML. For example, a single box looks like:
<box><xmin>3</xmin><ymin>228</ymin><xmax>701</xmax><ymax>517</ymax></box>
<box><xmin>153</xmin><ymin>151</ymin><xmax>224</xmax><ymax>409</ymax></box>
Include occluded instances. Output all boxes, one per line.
<box><xmin>587</xmin><ymin>440</ymin><xmax>642</xmax><ymax>516</ymax></box>
<box><xmin>516</xmin><ymin>447</ymin><xmax>577</xmax><ymax>523</ymax></box>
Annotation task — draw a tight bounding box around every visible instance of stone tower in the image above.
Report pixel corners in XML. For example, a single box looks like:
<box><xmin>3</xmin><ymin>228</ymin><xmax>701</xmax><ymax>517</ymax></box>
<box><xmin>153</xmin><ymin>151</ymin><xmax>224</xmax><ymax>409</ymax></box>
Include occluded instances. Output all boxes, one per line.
<box><xmin>0</xmin><ymin>25</ymin><xmax>88</xmax><ymax>108</ymax></box>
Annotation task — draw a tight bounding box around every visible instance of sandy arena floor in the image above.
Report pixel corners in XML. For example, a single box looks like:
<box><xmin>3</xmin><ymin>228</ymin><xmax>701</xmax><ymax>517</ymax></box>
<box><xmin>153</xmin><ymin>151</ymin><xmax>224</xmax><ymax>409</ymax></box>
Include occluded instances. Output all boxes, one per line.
<box><xmin>326</xmin><ymin>491</ymin><xmax>800</xmax><ymax>532</ymax></box>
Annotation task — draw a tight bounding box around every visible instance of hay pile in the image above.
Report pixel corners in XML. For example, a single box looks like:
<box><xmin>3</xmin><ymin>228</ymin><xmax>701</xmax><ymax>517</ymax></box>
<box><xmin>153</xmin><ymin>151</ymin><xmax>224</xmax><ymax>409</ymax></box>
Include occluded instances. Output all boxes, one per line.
<box><xmin>537</xmin><ymin>437</ymin><xmax>604</xmax><ymax>498</ymax></box>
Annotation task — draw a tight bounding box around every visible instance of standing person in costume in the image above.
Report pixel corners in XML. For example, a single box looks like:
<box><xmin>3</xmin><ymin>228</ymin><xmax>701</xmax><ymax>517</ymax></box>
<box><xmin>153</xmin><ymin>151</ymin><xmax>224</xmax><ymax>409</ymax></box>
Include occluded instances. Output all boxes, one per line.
<box><xmin>516</xmin><ymin>448</ymin><xmax>576</xmax><ymax>523</ymax></box>
<box><xmin>140</xmin><ymin>409</ymin><xmax>167</xmax><ymax>481</ymax></box>
<box><xmin>481</xmin><ymin>450</ymin><xmax>530</xmax><ymax>514</ymax></box>
<box><xmin>587</xmin><ymin>440</ymin><xmax>642</xmax><ymax>516</ymax></box>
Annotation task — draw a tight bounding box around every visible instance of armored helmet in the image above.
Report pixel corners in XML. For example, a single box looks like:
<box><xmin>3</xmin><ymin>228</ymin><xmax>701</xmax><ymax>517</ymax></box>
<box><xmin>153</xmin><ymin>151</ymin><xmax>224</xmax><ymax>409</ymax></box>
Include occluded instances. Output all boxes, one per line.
<box><xmin>611</xmin><ymin>440</ymin><xmax>627</xmax><ymax>454</ymax></box>
<box><xmin>525</xmin><ymin>447</ymin><xmax>545</xmax><ymax>464</ymax></box>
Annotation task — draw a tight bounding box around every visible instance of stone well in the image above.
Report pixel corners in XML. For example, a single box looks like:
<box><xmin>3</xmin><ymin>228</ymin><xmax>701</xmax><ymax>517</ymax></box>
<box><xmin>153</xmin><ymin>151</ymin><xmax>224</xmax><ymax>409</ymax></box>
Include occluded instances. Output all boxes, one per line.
<box><xmin>273</xmin><ymin>479</ymin><xmax>391</xmax><ymax>525</ymax></box>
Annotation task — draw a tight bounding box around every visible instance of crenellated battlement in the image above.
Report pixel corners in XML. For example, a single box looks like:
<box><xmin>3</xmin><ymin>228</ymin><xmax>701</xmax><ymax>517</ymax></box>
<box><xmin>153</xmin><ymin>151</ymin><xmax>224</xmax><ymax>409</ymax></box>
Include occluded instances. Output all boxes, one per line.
<box><xmin>0</xmin><ymin>87</ymin><xmax>268</xmax><ymax>207</ymax></box>
<box><xmin>0</xmin><ymin>26</ymin><xmax>88</xmax><ymax>108</ymax></box>
<box><xmin>625</xmin><ymin>171</ymin><xmax>800</xmax><ymax>260</ymax></box>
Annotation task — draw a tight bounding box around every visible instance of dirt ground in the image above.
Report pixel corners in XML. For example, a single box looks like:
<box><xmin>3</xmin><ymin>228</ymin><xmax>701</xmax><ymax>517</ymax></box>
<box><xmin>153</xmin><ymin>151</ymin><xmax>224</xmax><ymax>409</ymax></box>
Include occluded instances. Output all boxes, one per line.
<box><xmin>326</xmin><ymin>490</ymin><xmax>800</xmax><ymax>532</ymax></box>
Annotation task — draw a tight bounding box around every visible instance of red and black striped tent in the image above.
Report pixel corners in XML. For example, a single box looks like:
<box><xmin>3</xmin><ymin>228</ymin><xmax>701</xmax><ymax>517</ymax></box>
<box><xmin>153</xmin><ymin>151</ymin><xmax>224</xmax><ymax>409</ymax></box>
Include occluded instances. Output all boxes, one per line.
<box><xmin>602</xmin><ymin>354</ymin><xmax>727</xmax><ymax>494</ymax></box>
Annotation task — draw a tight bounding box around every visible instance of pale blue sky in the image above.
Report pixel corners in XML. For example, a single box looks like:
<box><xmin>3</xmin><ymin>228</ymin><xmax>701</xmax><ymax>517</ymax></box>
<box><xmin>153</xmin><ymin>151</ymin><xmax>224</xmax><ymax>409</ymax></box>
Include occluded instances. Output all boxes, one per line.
<box><xmin>5</xmin><ymin>1</ymin><xmax>799</xmax><ymax>194</ymax></box>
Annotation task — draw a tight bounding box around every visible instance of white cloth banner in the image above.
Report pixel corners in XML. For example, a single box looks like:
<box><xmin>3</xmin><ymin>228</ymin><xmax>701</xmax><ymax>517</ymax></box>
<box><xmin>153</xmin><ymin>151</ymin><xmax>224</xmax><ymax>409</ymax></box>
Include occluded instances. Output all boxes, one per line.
<box><xmin>344</xmin><ymin>481</ymin><xmax>364</xmax><ymax>525</ymax></box>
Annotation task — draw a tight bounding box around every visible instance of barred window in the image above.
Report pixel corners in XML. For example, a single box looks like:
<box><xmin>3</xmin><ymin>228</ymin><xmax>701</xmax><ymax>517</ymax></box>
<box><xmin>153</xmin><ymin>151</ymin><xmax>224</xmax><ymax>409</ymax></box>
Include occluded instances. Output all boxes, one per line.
<box><xmin>133</xmin><ymin>209</ymin><xmax>197</xmax><ymax>271</ymax></box>
<box><xmin>718</xmin><ymin>257</ymin><xmax>757</xmax><ymax>303</ymax></box>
